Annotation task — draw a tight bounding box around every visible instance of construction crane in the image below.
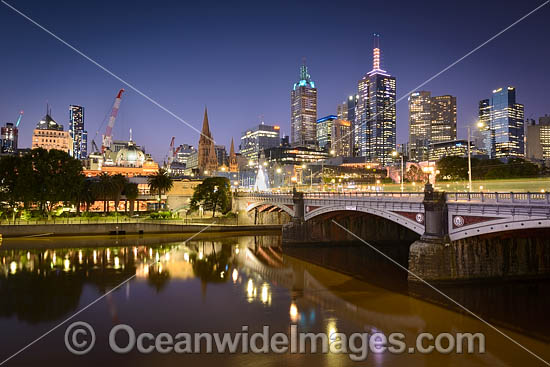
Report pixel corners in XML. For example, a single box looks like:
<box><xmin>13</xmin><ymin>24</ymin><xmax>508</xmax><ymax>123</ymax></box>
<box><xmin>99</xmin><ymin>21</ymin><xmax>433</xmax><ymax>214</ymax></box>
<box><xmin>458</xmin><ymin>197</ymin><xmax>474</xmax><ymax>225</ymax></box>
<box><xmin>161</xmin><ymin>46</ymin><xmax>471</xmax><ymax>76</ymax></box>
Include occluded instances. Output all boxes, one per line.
<box><xmin>101</xmin><ymin>89</ymin><xmax>125</xmax><ymax>153</ymax></box>
<box><xmin>15</xmin><ymin>111</ymin><xmax>23</xmax><ymax>127</ymax></box>
<box><xmin>167</xmin><ymin>137</ymin><xmax>183</xmax><ymax>165</ymax></box>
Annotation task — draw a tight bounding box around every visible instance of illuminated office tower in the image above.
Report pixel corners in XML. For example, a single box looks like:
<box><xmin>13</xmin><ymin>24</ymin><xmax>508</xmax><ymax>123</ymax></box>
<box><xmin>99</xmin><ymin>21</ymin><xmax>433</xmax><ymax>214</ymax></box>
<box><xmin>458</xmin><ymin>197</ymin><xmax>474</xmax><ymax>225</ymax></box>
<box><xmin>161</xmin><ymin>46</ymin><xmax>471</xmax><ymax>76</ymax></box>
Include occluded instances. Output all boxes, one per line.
<box><xmin>337</xmin><ymin>95</ymin><xmax>359</xmax><ymax>156</ymax></box>
<box><xmin>240</xmin><ymin>123</ymin><xmax>281</xmax><ymax>163</ymax></box>
<box><xmin>479</xmin><ymin>87</ymin><xmax>524</xmax><ymax>159</ymax></box>
<box><xmin>317</xmin><ymin>115</ymin><xmax>352</xmax><ymax>157</ymax></box>
<box><xmin>355</xmin><ymin>33</ymin><xmax>396</xmax><ymax>164</ymax></box>
<box><xmin>69</xmin><ymin>105</ymin><xmax>87</xmax><ymax>159</ymax></box>
<box><xmin>408</xmin><ymin>91</ymin><xmax>432</xmax><ymax>162</ymax></box>
<box><xmin>431</xmin><ymin>95</ymin><xmax>456</xmax><ymax>143</ymax></box>
<box><xmin>478</xmin><ymin>99</ymin><xmax>492</xmax><ymax>155</ymax></box>
<box><xmin>291</xmin><ymin>62</ymin><xmax>317</xmax><ymax>147</ymax></box>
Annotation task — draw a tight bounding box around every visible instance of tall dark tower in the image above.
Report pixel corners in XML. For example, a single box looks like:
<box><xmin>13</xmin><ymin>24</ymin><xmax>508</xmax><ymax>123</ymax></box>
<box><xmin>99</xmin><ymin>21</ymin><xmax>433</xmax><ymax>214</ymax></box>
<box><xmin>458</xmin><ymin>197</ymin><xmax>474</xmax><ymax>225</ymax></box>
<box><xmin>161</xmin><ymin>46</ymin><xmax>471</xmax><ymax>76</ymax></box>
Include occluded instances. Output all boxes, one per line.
<box><xmin>355</xmin><ymin>34</ymin><xmax>396</xmax><ymax>165</ymax></box>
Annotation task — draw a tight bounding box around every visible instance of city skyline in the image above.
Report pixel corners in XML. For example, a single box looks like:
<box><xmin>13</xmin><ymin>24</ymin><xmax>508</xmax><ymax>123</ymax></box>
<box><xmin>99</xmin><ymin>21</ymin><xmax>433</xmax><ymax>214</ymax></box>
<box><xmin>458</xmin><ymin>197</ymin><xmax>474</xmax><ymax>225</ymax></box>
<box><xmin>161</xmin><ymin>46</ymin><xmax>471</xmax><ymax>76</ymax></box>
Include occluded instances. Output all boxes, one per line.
<box><xmin>1</xmin><ymin>0</ymin><xmax>549</xmax><ymax>162</ymax></box>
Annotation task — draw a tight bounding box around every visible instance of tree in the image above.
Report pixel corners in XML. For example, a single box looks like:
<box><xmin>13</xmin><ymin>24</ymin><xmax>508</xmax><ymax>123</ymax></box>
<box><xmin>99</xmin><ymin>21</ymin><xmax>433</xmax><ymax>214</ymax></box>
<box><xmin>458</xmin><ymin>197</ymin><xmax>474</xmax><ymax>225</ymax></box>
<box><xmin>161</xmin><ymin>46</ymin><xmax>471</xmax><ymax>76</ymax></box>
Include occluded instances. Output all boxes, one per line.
<box><xmin>148</xmin><ymin>168</ymin><xmax>173</xmax><ymax>210</ymax></box>
<box><xmin>189</xmin><ymin>177</ymin><xmax>231</xmax><ymax>217</ymax></box>
<box><xmin>80</xmin><ymin>179</ymin><xmax>97</xmax><ymax>213</ymax></box>
<box><xmin>94</xmin><ymin>173</ymin><xmax>116</xmax><ymax>213</ymax></box>
<box><xmin>111</xmin><ymin>174</ymin><xmax>128</xmax><ymax>213</ymax></box>
<box><xmin>29</xmin><ymin>148</ymin><xmax>83</xmax><ymax>219</ymax></box>
<box><xmin>123</xmin><ymin>182</ymin><xmax>139</xmax><ymax>216</ymax></box>
<box><xmin>0</xmin><ymin>155</ymin><xmax>22</xmax><ymax>221</ymax></box>
<box><xmin>436</xmin><ymin>156</ymin><xmax>468</xmax><ymax>181</ymax></box>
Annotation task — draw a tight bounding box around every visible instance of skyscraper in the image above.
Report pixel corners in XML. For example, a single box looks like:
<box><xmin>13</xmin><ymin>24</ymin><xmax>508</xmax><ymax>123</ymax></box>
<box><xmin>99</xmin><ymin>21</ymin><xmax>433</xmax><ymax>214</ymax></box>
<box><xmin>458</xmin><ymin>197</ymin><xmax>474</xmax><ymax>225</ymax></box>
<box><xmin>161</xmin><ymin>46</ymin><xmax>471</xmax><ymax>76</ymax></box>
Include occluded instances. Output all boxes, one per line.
<box><xmin>355</xmin><ymin>34</ymin><xmax>396</xmax><ymax>165</ymax></box>
<box><xmin>316</xmin><ymin>115</ymin><xmax>352</xmax><ymax>156</ymax></box>
<box><xmin>408</xmin><ymin>91</ymin><xmax>432</xmax><ymax>162</ymax></box>
<box><xmin>526</xmin><ymin>115</ymin><xmax>550</xmax><ymax>162</ymax></box>
<box><xmin>291</xmin><ymin>62</ymin><xmax>317</xmax><ymax>147</ymax></box>
<box><xmin>197</xmin><ymin>107</ymin><xmax>218</xmax><ymax>175</ymax></box>
<box><xmin>431</xmin><ymin>95</ymin><xmax>457</xmax><ymax>143</ymax></box>
<box><xmin>408</xmin><ymin>92</ymin><xmax>457</xmax><ymax>161</ymax></box>
<box><xmin>479</xmin><ymin>87</ymin><xmax>524</xmax><ymax>159</ymax></box>
<box><xmin>337</xmin><ymin>95</ymin><xmax>359</xmax><ymax>156</ymax></box>
<box><xmin>69</xmin><ymin>105</ymin><xmax>87</xmax><ymax>159</ymax></box>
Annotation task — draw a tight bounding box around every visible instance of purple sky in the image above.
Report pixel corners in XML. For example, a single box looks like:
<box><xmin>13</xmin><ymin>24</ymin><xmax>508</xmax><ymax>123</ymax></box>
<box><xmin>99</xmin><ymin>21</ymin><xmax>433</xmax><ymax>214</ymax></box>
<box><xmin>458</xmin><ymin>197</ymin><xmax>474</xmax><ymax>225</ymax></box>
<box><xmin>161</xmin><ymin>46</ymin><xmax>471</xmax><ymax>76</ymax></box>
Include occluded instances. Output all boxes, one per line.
<box><xmin>1</xmin><ymin>0</ymin><xmax>549</xmax><ymax>162</ymax></box>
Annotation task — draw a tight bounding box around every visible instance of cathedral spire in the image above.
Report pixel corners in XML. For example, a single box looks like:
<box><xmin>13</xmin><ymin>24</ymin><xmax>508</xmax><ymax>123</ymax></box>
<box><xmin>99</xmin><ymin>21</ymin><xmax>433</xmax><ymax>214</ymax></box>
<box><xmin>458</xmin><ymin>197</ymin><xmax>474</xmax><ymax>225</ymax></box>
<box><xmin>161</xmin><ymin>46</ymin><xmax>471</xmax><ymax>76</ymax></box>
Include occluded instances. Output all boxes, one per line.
<box><xmin>201</xmin><ymin>107</ymin><xmax>210</xmax><ymax>136</ymax></box>
<box><xmin>229</xmin><ymin>137</ymin><xmax>238</xmax><ymax>172</ymax></box>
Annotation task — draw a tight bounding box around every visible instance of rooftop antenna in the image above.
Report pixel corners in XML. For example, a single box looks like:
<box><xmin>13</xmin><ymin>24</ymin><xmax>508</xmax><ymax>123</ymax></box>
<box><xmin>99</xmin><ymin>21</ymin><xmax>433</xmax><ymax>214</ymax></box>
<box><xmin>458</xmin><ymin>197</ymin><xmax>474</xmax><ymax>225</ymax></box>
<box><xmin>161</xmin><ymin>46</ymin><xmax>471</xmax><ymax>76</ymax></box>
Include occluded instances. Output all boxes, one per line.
<box><xmin>373</xmin><ymin>33</ymin><xmax>381</xmax><ymax>71</ymax></box>
<box><xmin>129</xmin><ymin>128</ymin><xmax>133</xmax><ymax>142</ymax></box>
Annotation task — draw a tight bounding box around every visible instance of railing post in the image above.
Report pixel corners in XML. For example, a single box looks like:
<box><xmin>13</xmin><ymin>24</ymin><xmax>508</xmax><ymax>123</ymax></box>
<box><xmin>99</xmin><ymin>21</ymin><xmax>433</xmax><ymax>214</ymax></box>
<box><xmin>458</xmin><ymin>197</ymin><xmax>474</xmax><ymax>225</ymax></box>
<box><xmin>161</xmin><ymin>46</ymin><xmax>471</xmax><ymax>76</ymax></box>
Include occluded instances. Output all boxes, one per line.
<box><xmin>511</xmin><ymin>192</ymin><xmax>514</xmax><ymax>203</ymax></box>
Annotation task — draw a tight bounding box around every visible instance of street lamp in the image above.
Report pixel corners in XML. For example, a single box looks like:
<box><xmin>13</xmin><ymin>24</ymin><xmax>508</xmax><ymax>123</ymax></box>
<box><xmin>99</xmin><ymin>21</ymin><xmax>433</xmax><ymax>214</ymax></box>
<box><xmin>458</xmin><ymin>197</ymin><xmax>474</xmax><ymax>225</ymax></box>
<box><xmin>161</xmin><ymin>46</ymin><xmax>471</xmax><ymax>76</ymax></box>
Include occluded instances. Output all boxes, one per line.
<box><xmin>468</xmin><ymin>121</ymin><xmax>486</xmax><ymax>192</ymax></box>
<box><xmin>392</xmin><ymin>151</ymin><xmax>404</xmax><ymax>192</ymax></box>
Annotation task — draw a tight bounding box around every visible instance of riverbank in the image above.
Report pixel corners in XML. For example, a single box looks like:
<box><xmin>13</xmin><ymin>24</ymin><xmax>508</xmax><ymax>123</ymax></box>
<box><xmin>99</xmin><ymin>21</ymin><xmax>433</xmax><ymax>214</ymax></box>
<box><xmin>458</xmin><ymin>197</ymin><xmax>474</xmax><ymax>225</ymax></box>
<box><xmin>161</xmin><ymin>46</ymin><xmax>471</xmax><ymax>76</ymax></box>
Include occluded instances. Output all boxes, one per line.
<box><xmin>0</xmin><ymin>222</ymin><xmax>282</xmax><ymax>238</ymax></box>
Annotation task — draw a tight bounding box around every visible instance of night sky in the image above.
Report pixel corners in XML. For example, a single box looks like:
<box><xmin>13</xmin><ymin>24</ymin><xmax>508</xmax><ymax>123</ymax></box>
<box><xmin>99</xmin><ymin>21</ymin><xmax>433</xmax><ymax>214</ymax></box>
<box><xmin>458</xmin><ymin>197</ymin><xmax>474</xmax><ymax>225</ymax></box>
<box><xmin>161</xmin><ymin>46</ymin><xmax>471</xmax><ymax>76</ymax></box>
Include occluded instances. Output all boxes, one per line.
<box><xmin>1</xmin><ymin>0</ymin><xmax>549</xmax><ymax>162</ymax></box>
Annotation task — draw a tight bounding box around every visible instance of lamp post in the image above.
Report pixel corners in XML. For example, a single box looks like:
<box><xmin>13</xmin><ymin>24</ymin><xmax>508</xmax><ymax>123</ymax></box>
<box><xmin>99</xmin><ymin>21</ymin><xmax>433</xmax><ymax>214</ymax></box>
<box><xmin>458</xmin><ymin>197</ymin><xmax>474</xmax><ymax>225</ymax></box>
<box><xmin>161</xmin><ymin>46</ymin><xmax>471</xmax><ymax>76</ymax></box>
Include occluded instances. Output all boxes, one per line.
<box><xmin>468</xmin><ymin>121</ymin><xmax>485</xmax><ymax>192</ymax></box>
<box><xmin>392</xmin><ymin>151</ymin><xmax>404</xmax><ymax>192</ymax></box>
<box><xmin>467</xmin><ymin>126</ymin><xmax>472</xmax><ymax>192</ymax></box>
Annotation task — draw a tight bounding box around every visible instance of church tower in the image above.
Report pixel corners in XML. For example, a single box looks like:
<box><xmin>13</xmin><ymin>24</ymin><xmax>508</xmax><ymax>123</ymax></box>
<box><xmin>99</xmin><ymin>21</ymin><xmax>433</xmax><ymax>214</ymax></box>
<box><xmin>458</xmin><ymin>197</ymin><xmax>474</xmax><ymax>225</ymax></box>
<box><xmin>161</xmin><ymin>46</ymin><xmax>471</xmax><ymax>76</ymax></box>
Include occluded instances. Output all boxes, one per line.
<box><xmin>198</xmin><ymin>107</ymin><xmax>218</xmax><ymax>175</ymax></box>
<box><xmin>229</xmin><ymin>138</ymin><xmax>238</xmax><ymax>172</ymax></box>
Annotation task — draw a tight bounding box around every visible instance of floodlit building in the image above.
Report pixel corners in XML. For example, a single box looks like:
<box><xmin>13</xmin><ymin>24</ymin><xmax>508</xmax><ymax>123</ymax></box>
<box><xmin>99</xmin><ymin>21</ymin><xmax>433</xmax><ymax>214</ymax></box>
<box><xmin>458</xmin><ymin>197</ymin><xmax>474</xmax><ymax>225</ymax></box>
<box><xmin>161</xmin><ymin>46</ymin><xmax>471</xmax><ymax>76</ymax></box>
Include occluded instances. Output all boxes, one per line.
<box><xmin>32</xmin><ymin>111</ymin><xmax>72</xmax><ymax>155</ymax></box>
<box><xmin>355</xmin><ymin>34</ymin><xmax>396</xmax><ymax>165</ymax></box>
<box><xmin>291</xmin><ymin>62</ymin><xmax>317</xmax><ymax>148</ymax></box>
<box><xmin>479</xmin><ymin>87</ymin><xmax>524</xmax><ymax>159</ymax></box>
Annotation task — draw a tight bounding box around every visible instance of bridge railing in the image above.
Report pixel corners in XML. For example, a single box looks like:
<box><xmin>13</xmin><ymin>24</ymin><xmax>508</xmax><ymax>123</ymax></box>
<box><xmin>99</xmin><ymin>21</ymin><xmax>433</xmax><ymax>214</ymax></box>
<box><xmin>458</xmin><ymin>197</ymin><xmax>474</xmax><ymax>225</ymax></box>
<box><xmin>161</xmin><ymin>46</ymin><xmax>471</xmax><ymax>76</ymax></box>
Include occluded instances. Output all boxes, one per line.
<box><xmin>303</xmin><ymin>191</ymin><xmax>424</xmax><ymax>200</ymax></box>
<box><xmin>237</xmin><ymin>191</ymin><xmax>425</xmax><ymax>200</ymax></box>
<box><xmin>446</xmin><ymin>192</ymin><xmax>550</xmax><ymax>204</ymax></box>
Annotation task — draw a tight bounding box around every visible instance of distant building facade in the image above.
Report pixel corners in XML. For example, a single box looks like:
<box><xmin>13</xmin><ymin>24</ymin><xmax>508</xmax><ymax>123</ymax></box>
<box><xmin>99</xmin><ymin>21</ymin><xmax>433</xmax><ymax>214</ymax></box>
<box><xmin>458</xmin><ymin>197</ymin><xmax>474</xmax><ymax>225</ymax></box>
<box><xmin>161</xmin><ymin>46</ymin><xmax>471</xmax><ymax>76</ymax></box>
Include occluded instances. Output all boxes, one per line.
<box><xmin>479</xmin><ymin>87</ymin><xmax>524</xmax><ymax>159</ymax></box>
<box><xmin>316</xmin><ymin>115</ymin><xmax>351</xmax><ymax>157</ymax></box>
<box><xmin>69</xmin><ymin>105</ymin><xmax>87</xmax><ymax>159</ymax></box>
<box><xmin>526</xmin><ymin>115</ymin><xmax>550</xmax><ymax>162</ymax></box>
<box><xmin>431</xmin><ymin>95</ymin><xmax>456</xmax><ymax>143</ymax></box>
<box><xmin>291</xmin><ymin>63</ymin><xmax>317</xmax><ymax>147</ymax></box>
<box><xmin>240</xmin><ymin>123</ymin><xmax>280</xmax><ymax>163</ymax></box>
<box><xmin>1</xmin><ymin>122</ymin><xmax>18</xmax><ymax>154</ymax></box>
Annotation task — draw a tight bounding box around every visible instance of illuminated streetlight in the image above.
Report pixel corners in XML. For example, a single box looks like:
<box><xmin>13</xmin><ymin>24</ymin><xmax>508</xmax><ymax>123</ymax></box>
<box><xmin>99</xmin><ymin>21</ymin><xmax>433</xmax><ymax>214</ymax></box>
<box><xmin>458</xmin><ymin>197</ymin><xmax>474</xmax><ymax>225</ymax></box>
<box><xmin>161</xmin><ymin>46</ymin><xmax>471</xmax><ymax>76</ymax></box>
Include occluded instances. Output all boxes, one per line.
<box><xmin>276</xmin><ymin>168</ymin><xmax>282</xmax><ymax>174</ymax></box>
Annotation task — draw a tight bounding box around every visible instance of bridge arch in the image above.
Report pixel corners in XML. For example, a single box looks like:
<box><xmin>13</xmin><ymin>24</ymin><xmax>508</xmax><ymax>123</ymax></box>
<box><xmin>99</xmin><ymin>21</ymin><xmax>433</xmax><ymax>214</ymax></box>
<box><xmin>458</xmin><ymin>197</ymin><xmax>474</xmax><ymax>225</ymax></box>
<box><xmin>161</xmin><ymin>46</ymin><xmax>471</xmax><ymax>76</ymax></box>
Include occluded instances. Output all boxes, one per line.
<box><xmin>245</xmin><ymin>201</ymin><xmax>295</xmax><ymax>218</ymax></box>
<box><xmin>305</xmin><ymin>205</ymin><xmax>425</xmax><ymax>236</ymax></box>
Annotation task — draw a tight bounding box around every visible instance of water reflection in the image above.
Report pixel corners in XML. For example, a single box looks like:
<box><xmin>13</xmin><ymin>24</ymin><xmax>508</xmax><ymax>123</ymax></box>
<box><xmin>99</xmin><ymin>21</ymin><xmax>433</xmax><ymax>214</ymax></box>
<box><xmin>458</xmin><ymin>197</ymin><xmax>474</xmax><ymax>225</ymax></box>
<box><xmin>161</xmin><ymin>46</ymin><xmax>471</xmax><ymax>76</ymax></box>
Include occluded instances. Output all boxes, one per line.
<box><xmin>0</xmin><ymin>234</ymin><xmax>549</xmax><ymax>366</ymax></box>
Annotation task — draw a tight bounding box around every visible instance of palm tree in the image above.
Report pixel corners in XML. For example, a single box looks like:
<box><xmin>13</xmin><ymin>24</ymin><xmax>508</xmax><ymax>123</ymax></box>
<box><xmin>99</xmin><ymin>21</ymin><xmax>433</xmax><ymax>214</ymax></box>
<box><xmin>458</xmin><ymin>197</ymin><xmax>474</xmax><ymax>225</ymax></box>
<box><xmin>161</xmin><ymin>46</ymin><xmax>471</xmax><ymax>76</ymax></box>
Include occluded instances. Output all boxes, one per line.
<box><xmin>111</xmin><ymin>174</ymin><xmax>128</xmax><ymax>213</ymax></box>
<box><xmin>123</xmin><ymin>182</ymin><xmax>139</xmax><ymax>216</ymax></box>
<box><xmin>94</xmin><ymin>173</ymin><xmax>115</xmax><ymax>213</ymax></box>
<box><xmin>148</xmin><ymin>168</ymin><xmax>173</xmax><ymax>211</ymax></box>
<box><xmin>80</xmin><ymin>179</ymin><xmax>97</xmax><ymax>214</ymax></box>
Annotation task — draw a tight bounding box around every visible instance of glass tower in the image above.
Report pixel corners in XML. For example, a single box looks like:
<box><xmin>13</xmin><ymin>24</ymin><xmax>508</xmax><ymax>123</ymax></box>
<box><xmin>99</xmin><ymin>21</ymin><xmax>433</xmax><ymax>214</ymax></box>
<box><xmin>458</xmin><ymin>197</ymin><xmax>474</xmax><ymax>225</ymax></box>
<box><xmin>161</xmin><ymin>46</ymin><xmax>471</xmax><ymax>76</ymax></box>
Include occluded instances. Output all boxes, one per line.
<box><xmin>69</xmin><ymin>105</ymin><xmax>87</xmax><ymax>159</ymax></box>
<box><xmin>291</xmin><ymin>63</ymin><xmax>317</xmax><ymax>148</ymax></box>
<box><xmin>408</xmin><ymin>91</ymin><xmax>432</xmax><ymax>162</ymax></box>
<box><xmin>479</xmin><ymin>87</ymin><xmax>524</xmax><ymax>159</ymax></box>
<box><xmin>355</xmin><ymin>34</ymin><xmax>396</xmax><ymax>165</ymax></box>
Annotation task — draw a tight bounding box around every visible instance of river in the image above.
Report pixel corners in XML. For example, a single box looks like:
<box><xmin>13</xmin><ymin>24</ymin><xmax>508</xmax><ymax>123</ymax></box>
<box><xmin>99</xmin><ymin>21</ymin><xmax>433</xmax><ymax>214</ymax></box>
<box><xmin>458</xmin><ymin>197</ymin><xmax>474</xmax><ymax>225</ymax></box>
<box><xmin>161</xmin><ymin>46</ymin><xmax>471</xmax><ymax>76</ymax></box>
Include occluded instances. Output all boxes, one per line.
<box><xmin>0</xmin><ymin>232</ymin><xmax>548</xmax><ymax>366</ymax></box>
